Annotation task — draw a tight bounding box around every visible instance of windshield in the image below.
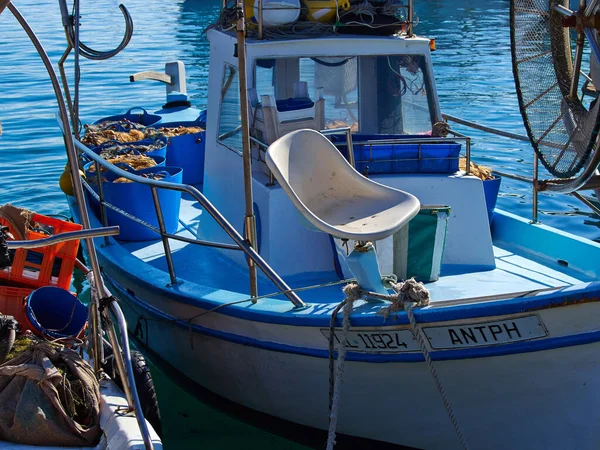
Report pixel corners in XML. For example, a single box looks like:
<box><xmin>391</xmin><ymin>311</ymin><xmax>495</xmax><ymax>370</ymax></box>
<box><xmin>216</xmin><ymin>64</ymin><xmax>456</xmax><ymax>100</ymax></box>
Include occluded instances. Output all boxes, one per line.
<box><xmin>254</xmin><ymin>54</ymin><xmax>436</xmax><ymax>135</ymax></box>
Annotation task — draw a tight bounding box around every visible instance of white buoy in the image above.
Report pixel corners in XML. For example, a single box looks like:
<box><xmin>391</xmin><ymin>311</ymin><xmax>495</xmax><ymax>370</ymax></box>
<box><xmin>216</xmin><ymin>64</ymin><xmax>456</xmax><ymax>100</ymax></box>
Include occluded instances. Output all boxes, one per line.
<box><xmin>254</xmin><ymin>0</ymin><xmax>300</xmax><ymax>27</ymax></box>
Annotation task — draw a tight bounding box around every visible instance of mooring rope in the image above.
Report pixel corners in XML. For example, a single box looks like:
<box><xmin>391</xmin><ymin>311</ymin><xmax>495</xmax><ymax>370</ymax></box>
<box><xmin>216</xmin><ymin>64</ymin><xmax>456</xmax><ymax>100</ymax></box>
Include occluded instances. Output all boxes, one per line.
<box><xmin>326</xmin><ymin>279</ymin><xmax>470</xmax><ymax>450</ymax></box>
<box><xmin>326</xmin><ymin>283</ymin><xmax>361</xmax><ymax>450</ymax></box>
<box><xmin>391</xmin><ymin>281</ymin><xmax>470</xmax><ymax>450</ymax></box>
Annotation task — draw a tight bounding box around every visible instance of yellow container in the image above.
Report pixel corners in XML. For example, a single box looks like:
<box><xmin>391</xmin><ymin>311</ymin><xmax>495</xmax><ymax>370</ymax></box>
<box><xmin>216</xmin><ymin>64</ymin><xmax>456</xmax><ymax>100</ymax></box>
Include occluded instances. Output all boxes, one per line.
<box><xmin>304</xmin><ymin>0</ymin><xmax>349</xmax><ymax>24</ymax></box>
<box><xmin>245</xmin><ymin>0</ymin><xmax>257</xmax><ymax>23</ymax></box>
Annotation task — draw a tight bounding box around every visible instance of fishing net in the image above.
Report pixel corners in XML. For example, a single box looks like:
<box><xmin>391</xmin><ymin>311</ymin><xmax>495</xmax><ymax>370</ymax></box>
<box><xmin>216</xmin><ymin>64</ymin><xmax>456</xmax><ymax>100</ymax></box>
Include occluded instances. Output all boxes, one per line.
<box><xmin>511</xmin><ymin>0</ymin><xmax>600</xmax><ymax>178</ymax></box>
<box><xmin>0</xmin><ymin>342</ymin><xmax>101</xmax><ymax>446</ymax></box>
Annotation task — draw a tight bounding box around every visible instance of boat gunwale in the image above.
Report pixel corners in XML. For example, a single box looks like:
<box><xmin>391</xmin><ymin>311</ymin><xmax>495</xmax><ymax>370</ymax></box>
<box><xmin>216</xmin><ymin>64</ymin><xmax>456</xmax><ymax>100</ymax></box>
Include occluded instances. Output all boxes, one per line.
<box><xmin>109</xmin><ymin>271</ymin><xmax>600</xmax><ymax>363</ymax></box>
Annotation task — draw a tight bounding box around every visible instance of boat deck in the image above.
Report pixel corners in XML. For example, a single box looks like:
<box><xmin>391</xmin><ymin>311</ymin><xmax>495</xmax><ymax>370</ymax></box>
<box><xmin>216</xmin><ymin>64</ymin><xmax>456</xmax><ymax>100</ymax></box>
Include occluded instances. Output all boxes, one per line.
<box><xmin>119</xmin><ymin>196</ymin><xmax>591</xmax><ymax>306</ymax></box>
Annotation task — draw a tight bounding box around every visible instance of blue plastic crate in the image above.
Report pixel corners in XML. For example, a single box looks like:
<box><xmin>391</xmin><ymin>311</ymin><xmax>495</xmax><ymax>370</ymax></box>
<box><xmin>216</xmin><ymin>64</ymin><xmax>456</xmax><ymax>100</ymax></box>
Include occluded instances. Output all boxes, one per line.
<box><xmin>332</xmin><ymin>134</ymin><xmax>461</xmax><ymax>174</ymax></box>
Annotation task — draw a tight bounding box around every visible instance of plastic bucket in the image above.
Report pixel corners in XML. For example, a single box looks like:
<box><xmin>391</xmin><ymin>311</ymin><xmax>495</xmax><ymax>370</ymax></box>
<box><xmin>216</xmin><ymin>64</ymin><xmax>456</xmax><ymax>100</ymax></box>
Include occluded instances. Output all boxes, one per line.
<box><xmin>90</xmin><ymin>136</ymin><xmax>168</xmax><ymax>161</ymax></box>
<box><xmin>483</xmin><ymin>175</ymin><xmax>502</xmax><ymax>226</ymax></box>
<box><xmin>84</xmin><ymin>155</ymin><xmax>165</xmax><ymax>178</ymax></box>
<box><xmin>100</xmin><ymin>166</ymin><xmax>184</xmax><ymax>241</ymax></box>
<box><xmin>24</xmin><ymin>286</ymin><xmax>87</xmax><ymax>339</ymax></box>
<box><xmin>94</xmin><ymin>107</ymin><xmax>161</xmax><ymax>127</ymax></box>
<box><xmin>155</xmin><ymin>121</ymin><xmax>206</xmax><ymax>185</ymax></box>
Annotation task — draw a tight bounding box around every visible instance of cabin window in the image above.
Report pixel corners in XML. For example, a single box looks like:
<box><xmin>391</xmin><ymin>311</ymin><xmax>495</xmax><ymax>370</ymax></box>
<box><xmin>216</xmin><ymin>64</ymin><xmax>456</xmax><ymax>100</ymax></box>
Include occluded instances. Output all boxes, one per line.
<box><xmin>253</xmin><ymin>54</ymin><xmax>436</xmax><ymax>135</ymax></box>
<box><xmin>218</xmin><ymin>64</ymin><xmax>243</xmax><ymax>154</ymax></box>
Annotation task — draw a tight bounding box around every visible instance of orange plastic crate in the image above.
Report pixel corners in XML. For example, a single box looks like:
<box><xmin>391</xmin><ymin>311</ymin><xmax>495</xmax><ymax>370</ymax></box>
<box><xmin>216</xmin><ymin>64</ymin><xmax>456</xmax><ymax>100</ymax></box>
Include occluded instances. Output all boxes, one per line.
<box><xmin>0</xmin><ymin>213</ymin><xmax>82</xmax><ymax>290</ymax></box>
<box><xmin>0</xmin><ymin>285</ymin><xmax>32</xmax><ymax>323</ymax></box>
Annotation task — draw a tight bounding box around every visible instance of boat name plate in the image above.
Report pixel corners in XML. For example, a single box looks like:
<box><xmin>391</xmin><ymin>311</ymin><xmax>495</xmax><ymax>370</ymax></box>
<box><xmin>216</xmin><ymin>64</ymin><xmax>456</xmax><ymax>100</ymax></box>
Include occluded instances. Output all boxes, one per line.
<box><xmin>320</xmin><ymin>328</ymin><xmax>419</xmax><ymax>353</ymax></box>
<box><xmin>423</xmin><ymin>315</ymin><xmax>547</xmax><ymax>350</ymax></box>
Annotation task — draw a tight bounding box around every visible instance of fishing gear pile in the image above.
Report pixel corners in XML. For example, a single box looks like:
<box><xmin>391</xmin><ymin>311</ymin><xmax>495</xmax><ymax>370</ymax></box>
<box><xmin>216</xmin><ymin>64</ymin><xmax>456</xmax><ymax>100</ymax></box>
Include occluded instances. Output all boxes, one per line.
<box><xmin>0</xmin><ymin>342</ymin><xmax>102</xmax><ymax>446</ymax></box>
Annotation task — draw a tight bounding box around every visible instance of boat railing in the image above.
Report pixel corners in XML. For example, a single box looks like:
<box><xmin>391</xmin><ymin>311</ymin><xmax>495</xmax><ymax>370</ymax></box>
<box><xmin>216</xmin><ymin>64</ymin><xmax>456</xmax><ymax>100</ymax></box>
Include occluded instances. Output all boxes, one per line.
<box><xmin>70</xmin><ymin>136</ymin><xmax>305</xmax><ymax>308</ymax></box>
<box><xmin>5</xmin><ymin>226</ymin><xmax>120</xmax><ymax>249</ymax></box>
<box><xmin>251</xmin><ymin>126</ymin><xmax>473</xmax><ymax>183</ymax></box>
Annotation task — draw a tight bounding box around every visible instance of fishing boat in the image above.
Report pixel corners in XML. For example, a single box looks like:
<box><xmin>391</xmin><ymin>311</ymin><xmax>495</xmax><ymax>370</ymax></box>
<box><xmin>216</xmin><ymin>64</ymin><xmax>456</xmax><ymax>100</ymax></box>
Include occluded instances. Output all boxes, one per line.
<box><xmin>57</xmin><ymin>0</ymin><xmax>600</xmax><ymax>448</ymax></box>
<box><xmin>0</xmin><ymin>2</ymin><xmax>162</xmax><ymax>449</ymax></box>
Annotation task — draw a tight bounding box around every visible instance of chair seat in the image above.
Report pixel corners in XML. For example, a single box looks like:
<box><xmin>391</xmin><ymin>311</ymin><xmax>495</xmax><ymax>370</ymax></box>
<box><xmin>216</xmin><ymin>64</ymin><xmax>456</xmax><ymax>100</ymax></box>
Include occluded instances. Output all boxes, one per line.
<box><xmin>266</xmin><ymin>129</ymin><xmax>420</xmax><ymax>241</ymax></box>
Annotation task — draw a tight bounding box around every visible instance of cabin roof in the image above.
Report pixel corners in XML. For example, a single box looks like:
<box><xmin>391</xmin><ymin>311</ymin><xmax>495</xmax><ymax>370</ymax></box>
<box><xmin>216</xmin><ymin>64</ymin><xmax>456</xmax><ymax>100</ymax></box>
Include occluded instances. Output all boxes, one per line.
<box><xmin>207</xmin><ymin>27</ymin><xmax>432</xmax><ymax>56</ymax></box>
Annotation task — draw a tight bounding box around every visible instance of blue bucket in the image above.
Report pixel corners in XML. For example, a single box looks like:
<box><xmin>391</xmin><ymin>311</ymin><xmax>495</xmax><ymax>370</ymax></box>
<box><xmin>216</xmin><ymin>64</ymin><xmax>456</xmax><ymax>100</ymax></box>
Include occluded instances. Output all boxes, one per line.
<box><xmin>84</xmin><ymin>154</ymin><xmax>165</xmax><ymax>178</ymax></box>
<box><xmin>89</xmin><ymin>136</ymin><xmax>168</xmax><ymax>161</ymax></box>
<box><xmin>153</xmin><ymin>120</ymin><xmax>206</xmax><ymax>185</ymax></box>
<box><xmin>25</xmin><ymin>286</ymin><xmax>88</xmax><ymax>339</ymax></box>
<box><xmin>94</xmin><ymin>107</ymin><xmax>161</xmax><ymax>127</ymax></box>
<box><xmin>100</xmin><ymin>166</ymin><xmax>184</xmax><ymax>241</ymax></box>
<box><xmin>483</xmin><ymin>175</ymin><xmax>502</xmax><ymax>226</ymax></box>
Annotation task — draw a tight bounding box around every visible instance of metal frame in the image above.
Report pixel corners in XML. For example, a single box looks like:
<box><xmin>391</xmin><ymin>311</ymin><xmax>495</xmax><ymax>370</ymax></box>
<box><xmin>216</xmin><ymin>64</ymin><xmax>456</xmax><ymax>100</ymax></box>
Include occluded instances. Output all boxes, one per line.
<box><xmin>3</xmin><ymin>3</ymin><xmax>147</xmax><ymax>448</ymax></box>
<box><xmin>443</xmin><ymin>114</ymin><xmax>600</xmax><ymax>222</ymax></box>
<box><xmin>71</xmin><ymin>136</ymin><xmax>305</xmax><ymax>308</ymax></box>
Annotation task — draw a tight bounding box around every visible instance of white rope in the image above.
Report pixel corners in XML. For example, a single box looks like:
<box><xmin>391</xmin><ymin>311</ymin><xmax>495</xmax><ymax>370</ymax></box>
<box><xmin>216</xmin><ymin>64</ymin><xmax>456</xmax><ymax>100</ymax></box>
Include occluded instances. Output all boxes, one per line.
<box><xmin>389</xmin><ymin>280</ymin><xmax>470</xmax><ymax>450</ymax></box>
<box><xmin>326</xmin><ymin>279</ymin><xmax>469</xmax><ymax>450</ymax></box>
<box><xmin>326</xmin><ymin>283</ymin><xmax>361</xmax><ymax>450</ymax></box>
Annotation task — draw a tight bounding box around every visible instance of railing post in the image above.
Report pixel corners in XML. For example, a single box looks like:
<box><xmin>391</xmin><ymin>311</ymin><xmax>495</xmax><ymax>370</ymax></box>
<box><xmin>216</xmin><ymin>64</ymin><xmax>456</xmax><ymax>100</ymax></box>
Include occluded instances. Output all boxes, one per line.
<box><xmin>150</xmin><ymin>187</ymin><xmax>178</xmax><ymax>285</ymax></box>
<box><xmin>465</xmin><ymin>137</ymin><xmax>471</xmax><ymax>175</ymax></box>
<box><xmin>345</xmin><ymin>128</ymin><xmax>355</xmax><ymax>168</ymax></box>
<box><xmin>94</xmin><ymin>161</ymin><xmax>111</xmax><ymax>246</ymax></box>
<box><xmin>407</xmin><ymin>0</ymin><xmax>413</xmax><ymax>37</ymax></box>
<box><xmin>258</xmin><ymin>0</ymin><xmax>263</xmax><ymax>40</ymax></box>
<box><xmin>532</xmin><ymin>154</ymin><xmax>539</xmax><ymax>223</ymax></box>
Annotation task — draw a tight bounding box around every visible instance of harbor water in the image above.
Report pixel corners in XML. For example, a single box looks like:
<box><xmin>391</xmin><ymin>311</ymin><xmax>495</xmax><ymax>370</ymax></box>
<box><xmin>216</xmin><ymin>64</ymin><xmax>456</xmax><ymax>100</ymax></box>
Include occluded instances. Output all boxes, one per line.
<box><xmin>1</xmin><ymin>0</ymin><xmax>599</xmax><ymax>448</ymax></box>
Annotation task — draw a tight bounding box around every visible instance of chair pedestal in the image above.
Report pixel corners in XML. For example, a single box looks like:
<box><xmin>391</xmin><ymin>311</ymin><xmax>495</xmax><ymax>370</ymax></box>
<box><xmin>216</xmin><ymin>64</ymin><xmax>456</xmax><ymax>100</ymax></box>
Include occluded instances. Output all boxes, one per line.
<box><xmin>345</xmin><ymin>242</ymin><xmax>388</xmax><ymax>296</ymax></box>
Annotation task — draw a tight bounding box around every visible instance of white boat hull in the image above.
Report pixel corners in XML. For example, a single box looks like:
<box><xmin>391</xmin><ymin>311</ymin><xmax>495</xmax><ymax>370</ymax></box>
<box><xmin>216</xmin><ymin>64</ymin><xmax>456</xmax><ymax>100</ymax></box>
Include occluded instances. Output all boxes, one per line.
<box><xmin>111</xmin><ymin>277</ymin><xmax>600</xmax><ymax>450</ymax></box>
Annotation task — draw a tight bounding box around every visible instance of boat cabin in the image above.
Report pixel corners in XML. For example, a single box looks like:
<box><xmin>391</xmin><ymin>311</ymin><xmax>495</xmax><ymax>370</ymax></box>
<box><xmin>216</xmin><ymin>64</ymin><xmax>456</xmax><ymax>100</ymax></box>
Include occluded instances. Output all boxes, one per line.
<box><xmin>201</xmin><ymin>29</ymin><xmax>494</xmax><ymax>284</ymax></box>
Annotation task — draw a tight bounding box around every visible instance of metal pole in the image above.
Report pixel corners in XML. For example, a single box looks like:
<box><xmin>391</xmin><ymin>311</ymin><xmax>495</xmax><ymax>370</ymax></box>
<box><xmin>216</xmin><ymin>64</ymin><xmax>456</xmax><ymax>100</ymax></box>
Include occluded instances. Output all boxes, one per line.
<box><xmin>532</xmin><ymin>154</ymin><xmax>539</xmax><ymax>223</ymax></box>
<box><xmin>465</xmin><ymin>137</ymin><xmax>471</xmax><ymax>175</ymax></box>
<box><xmin>236</xmin><ymin>0</ymin><xmax>259</xmax><ymax>299</ymax></box>
<box><xmin>7</xmin><ymin>2</ymin><xmax>106</xmax><ymax>372</ymax></box>
<box><xmin>150</xmin><ymin>187</ymin><xmax>178</xmax><ymax>285</ymax></box>
<box><xmin>94</xmin><ymin>161</ymin><xmax>111</xmax><ymax>247</ymax></box>
<box><xmin>258</xmin><ymin>0</ymin><xmax>263</xmax><ymax>40</ymax></box>
<box><xmin>73</xmin><ymin>0</ymin><xmax>80</xmax><ymax>138</ymax></box>
<box><xmin>7</xmin><ymin>226</ymin><xmax>119</xmax><ymax>249</ymax></box>
<box><xmin>407</xmin><ymin>0</ymin><xmax>413</xmax><ymax>37</ymax></box>
<box><xmin>108</xmin><ymin>301</ymin><xmax>154</xmax><ymax>450</ymax></box>
<box><xmin>345</xmin><ymin>128</ymin><xmax>355</xmax><ymax>167</ymax></box>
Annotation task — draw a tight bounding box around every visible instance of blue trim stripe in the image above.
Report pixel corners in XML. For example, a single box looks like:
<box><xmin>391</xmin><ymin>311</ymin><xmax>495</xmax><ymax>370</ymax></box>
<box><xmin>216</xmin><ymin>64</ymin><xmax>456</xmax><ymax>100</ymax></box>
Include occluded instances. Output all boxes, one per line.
<box><xmin>112</xmin><ymin>278</ymin><xmax>600</xmax><ymax>363</ymax></box>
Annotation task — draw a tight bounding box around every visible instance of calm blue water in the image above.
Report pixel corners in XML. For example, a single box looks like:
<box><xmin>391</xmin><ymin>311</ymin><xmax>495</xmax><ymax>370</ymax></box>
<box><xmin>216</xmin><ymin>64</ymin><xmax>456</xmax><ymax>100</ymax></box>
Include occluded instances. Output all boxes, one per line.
<box><xmin>1</xmin><ymin>0</ymin><xmax>599</xmax><ymax>448</ymax></box>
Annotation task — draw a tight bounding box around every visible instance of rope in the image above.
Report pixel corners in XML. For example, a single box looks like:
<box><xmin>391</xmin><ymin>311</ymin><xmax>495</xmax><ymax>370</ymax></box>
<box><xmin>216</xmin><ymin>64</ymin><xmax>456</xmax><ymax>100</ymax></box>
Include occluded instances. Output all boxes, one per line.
<box><xmin>325</xmin><ymin>279</ymin><xmax>469</xmax><ymax>450</ymax></box>
<box><xmin>326</xmin><ymin>283</ymin><xmax>361</xmax><ymax>450</ymax></box>
<box><xmin>387</xmin><ymin>280</ymin><xmax>470</xmax><ymax>450</ymax></box>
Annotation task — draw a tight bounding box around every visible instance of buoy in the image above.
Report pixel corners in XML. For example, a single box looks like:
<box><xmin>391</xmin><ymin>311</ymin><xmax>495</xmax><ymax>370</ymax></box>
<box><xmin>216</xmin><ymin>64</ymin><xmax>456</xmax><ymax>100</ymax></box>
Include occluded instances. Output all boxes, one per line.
<box><xmin>59</xmin><ymin>164</ymin><xmax>85</xmax><ymax>196</ymax></box>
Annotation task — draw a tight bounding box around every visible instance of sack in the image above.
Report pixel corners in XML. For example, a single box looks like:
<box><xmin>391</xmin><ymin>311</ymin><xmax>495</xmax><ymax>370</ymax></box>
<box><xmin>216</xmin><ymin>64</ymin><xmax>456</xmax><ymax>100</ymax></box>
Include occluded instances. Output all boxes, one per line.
<box><xmin>0</xmin><ymin>343</ymin><xmax>101</xmax><ymax>446</ymax></box>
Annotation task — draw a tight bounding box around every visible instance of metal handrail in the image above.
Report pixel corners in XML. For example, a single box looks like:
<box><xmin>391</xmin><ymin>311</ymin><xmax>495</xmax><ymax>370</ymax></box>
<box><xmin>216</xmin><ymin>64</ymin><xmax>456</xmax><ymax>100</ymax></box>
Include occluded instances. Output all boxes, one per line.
<box><xmin>6</xmin><ymin>226</ymin><xmax>119</xmax><ymax>249</ymax></box>
<box><xmin>85</xmin><ymin>270</ymin><xmax>154</xmax><ymax>450</ymax></box>
<box><xmin>68</xmin><ymin>131</ymin><xmax>305</xmax><ymax>308</ymax></box>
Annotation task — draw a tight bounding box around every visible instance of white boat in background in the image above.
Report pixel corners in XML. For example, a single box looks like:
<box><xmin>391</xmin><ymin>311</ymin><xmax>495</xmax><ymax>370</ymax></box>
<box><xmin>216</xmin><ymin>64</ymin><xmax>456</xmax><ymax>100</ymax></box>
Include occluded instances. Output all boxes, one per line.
<box><xmin>37</xmin><ymin>0</ymin><xmax>600</xmax><ymax>448</ymax></box>
<box><xmin>0</xmin><ymin>1</ymin><xmax>161</xmax><ymax>449</ymax></box>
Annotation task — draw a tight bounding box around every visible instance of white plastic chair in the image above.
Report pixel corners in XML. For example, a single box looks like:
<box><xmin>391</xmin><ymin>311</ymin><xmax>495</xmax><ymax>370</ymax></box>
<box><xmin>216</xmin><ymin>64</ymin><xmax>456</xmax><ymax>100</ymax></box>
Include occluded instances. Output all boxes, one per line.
<box><xmin>266</xmin><ymin>129</ymin><xmax>420</xmax><ymax>241</ymax></box>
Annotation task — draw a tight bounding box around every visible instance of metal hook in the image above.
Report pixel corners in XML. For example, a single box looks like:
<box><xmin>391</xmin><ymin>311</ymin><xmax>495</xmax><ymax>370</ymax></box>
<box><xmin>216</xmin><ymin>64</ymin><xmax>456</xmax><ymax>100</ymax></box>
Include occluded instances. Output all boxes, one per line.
<box><xmin>60</xmin><ymin>0</ymin><xmax>134</xmax><ymax>61</ymax></box>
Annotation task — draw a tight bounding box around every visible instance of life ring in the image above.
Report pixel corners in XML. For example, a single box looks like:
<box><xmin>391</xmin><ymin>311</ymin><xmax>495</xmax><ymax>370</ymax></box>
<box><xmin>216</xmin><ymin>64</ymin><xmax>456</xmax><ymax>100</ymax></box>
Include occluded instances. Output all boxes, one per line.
<box><xmin>102</xmin><ymin>346</ymin><xmax>162</xmax><ymax>437</ymax></box>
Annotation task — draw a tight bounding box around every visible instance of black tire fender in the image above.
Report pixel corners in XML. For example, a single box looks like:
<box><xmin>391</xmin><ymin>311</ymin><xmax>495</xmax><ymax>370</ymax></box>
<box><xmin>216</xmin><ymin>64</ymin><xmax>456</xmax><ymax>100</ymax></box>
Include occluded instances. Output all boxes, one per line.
<box><xmin>102</xmin><ymin>347</ymin><xmax>162</xmax><ymax>437</ymax></box>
